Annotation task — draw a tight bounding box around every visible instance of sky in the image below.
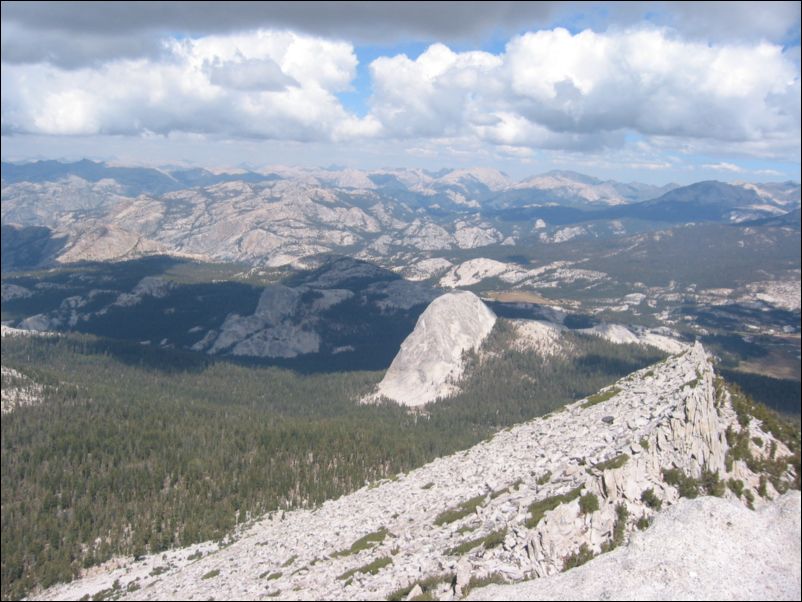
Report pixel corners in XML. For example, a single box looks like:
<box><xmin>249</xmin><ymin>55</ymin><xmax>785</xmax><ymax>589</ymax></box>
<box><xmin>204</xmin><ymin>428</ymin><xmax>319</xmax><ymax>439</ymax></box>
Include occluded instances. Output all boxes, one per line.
<box><xmin>1</xmin><ymin>1</ymin><xmax>800</xmax><ymax>183</ymax></box>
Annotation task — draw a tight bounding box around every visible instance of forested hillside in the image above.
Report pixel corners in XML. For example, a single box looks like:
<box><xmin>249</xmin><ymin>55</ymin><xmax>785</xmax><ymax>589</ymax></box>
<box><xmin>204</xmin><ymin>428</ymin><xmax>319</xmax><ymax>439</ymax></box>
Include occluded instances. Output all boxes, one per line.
<box><xmin>1</xmin><ymin>326</ymin><xmax>663</xmax><ymax>599</ymax></box>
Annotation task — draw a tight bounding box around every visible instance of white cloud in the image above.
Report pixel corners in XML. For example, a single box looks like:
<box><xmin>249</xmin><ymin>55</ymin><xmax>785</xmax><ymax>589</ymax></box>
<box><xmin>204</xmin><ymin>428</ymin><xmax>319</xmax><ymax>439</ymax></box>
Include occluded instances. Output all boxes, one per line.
<box><xmin>0</xmin><ymin>25</ymin><xmax>799</xmax><ymax>165</ymax></box>
<box><xmin>175</xmin><ymin>31</ymin><xmax>357</xmax><ymax>92</ymax></box>
<box><xmin>1</xmin><ymin>30</ymin><xmax>368</xmax><ymax>142</ymax></box>
<box><xmin>369</xmin><ymin>44</ymin><xmax>503</xmax><ymax>138</ymax></box>
<box><xmin>703</xmin><ymin>162</ymin><xmax>744</xmax><ymax>173</ymax></box>
<box><xmin>366</xmin><ymin>27</ymin><xmax>800</xmax><ymax>157</ymax></box>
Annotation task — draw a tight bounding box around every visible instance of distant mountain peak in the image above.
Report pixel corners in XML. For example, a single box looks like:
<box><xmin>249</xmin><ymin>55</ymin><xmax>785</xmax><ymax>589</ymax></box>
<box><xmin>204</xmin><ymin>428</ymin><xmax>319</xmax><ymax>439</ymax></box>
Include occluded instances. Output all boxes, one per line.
<box><xmin>436</xmin><ymin>167</ymin><xmax>511</xmax><ymax>190</ymax></box>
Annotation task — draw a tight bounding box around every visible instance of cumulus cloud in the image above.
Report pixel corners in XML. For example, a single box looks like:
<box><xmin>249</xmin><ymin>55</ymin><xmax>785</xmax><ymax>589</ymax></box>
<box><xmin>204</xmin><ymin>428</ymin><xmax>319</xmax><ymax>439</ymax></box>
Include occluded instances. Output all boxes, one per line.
<box><xmin>0</xmin><ymin>22</ymin><xmax>799</xmax><ymax>163</ymax></box>
<box><xmin>1</xmin><ymin>29</ymin><xmax>377</xmax><ymax>141</ymax></box>
<box><xmin>178</xmin><ymin>31</ymin><xmax>357</xmax><ymax>92</ymax></box>
<box><xmin>506</xmin><ymin>29</ymin><xmax>799</xmax><ymax>141</ymax></box>
<box><xmin>369</xmin><ymin>44</ymin><xmax>503</xmax><ymax>138</ymax></box>
<box><xmin>367</xmin><ymin>27</ymin><xmax>801</xmax><ymax>155</ymax></box>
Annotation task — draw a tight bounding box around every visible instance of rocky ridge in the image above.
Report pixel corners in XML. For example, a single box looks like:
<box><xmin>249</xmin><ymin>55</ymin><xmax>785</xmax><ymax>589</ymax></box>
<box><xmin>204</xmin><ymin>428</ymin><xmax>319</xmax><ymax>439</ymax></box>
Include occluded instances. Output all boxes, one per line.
<box><xmin>35</xmin><ymin>343</ymin><xmax>799</xmax><ymax>601</ymax></box>
<box><xmin>467</xmin><ymin>492</ymin><xmax>801</xmax><ymax>600</ymax></box>
<box><xmin>510</xmin><ymin>318</ymin><xmax>687</xmax><ymax>357</ymax></box>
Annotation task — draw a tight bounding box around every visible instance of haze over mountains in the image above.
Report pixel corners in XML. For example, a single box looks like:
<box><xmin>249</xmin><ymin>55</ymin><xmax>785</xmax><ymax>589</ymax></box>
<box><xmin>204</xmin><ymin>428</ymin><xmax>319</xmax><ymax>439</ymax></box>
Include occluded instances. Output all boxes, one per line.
<box><xmin>2</xmin><ymin>159</ymin><xmax>798</xmax><ymax>271</ymax></box>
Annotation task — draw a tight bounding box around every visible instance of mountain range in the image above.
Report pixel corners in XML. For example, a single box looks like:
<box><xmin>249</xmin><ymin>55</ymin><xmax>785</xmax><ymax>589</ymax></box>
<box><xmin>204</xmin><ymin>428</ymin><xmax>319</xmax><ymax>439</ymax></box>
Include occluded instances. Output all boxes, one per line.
<box><xmin>2</xmin><ymin>161</ymin><xmax>798</xmax><ymax>271</ymax></box>
<box><xmin>2</xmin><ymin>159</ymin><xmax>799</xmax><ymax>390</ymax></box>
<box><xmin>2</xmin><ymin>159</ymin><xmax>800</xmax><ymax>600</ymax></box>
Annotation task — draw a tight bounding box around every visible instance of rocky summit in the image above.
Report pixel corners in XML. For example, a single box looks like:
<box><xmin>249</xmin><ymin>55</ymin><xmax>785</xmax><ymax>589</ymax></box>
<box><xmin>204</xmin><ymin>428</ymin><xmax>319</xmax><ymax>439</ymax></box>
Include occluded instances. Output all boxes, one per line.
<box><xmin>366</xmin><ymin>291</ymin><xmax>497</xmax><ymax>407</ymax></box>
<box><xmin>35</xmin><ymin>342</ymin><xmax>799</xmax><ymax>601</ymax></box>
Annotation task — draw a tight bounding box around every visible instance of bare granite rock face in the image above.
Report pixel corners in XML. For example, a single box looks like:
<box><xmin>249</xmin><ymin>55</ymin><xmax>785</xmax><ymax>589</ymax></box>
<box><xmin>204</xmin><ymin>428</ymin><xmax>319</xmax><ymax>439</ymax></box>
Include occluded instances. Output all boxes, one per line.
<box><xmin>1</xmin><ymin>326</ymin><xmax>54</xmax><ymax>413</ymax></box>
<box><xmin>34</xmin><ymin>343</ymin><xmax>799</xmax><ymax>601</ymax></box>
<box><xmin>204</xmin><ymin>285</ymin><xmax>321</xmax><ymax>358</ymax></box>
<box><xmin>58</xmin><ymin>224</ymin><xmax>170</xmax><ymax>264</ymax></box>
<box><xmin>1</xmin><ymin>365</ymin><xmax>45</xmax><ymax>414</ymax></box>
<box><xmin>467</xmin><ymin>492</ymin><xmax>801</xmax><ymax>601</ymax></box>
<box><xmin>366</xmin><ymin>291</ymin><xmax>497</xmax><ymax>407</ymax></box>
<box><xmin>439</xmin><ymin>258</ymin><xmax>532</xmax><ymax>288</ymax></box>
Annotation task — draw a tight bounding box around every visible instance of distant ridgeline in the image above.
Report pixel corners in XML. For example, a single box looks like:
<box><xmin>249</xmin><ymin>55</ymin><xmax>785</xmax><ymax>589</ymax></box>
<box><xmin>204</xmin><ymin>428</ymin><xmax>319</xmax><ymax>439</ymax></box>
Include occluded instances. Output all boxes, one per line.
<box><xmin>3</xmin><ymin>162</ymin><xmax>799</xmax><ymax>389</ymax></box>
